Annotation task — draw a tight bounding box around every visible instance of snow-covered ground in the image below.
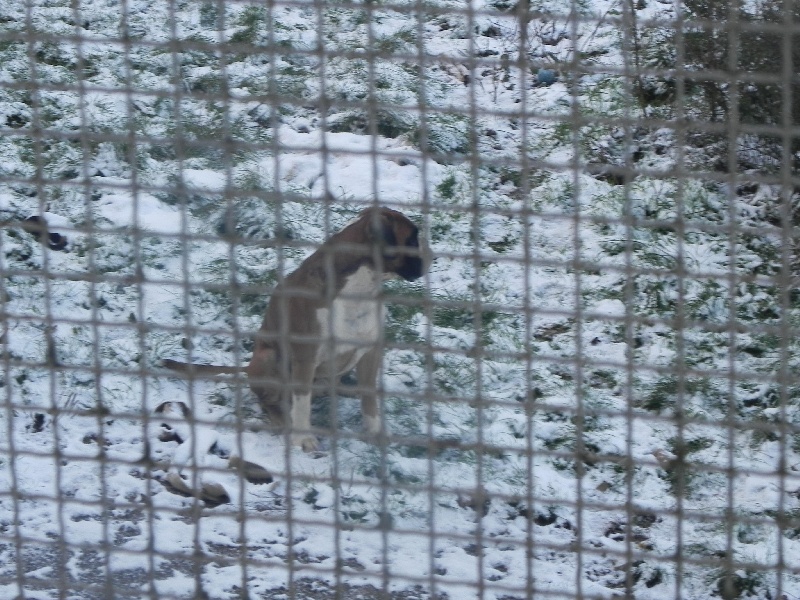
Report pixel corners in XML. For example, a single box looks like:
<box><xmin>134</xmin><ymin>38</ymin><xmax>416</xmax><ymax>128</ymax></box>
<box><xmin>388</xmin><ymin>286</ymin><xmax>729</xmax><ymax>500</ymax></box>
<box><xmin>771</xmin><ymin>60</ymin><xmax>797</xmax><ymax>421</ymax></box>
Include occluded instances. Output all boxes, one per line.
<box><xmin>1</xmin><ymin>0</ymin><xmax>799</xmax><ymax>598</ymax></box>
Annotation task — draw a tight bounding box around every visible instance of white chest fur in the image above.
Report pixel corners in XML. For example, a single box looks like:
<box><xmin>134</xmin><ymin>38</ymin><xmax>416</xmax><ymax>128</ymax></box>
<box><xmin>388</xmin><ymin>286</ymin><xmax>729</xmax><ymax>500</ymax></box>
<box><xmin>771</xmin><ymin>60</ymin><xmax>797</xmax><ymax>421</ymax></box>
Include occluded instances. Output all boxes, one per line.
<box><xmin>315</xmin><ymin>265</ymin><xmax>384</xmax><ymax>364</ymax></box>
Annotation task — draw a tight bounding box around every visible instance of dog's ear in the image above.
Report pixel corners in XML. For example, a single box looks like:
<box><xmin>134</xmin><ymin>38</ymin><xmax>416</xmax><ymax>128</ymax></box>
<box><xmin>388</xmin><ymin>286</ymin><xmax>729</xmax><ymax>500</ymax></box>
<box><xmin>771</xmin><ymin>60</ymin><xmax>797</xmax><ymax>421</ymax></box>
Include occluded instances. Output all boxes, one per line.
<box><xmin>357</xmin><ymin>208</ymin><xmax>425</xmax><ymax>280</ymax></box>
<box><xmin>363</xmin><ymin>209</ymin><xmax>397</xmax><ymax>248</ymax></box>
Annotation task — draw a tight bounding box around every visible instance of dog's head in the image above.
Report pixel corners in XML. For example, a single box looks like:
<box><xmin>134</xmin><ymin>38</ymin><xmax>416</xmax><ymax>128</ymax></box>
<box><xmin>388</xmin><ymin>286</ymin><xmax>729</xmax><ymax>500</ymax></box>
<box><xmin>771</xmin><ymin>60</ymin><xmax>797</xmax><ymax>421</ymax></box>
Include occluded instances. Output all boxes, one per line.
<box><xmin>361</xmin><ymin>207</ymin><xmax>426</xmax><ymax>281</ymax></box>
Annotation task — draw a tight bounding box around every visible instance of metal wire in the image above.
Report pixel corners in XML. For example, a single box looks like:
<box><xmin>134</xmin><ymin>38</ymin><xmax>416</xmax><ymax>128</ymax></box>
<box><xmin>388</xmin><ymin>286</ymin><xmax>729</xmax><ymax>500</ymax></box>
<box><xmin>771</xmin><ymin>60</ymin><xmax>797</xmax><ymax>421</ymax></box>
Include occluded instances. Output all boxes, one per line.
<box><xmin>2</xmin><ymin>0</ymin><xmax>800</xmax><ymax>598</ymax></box>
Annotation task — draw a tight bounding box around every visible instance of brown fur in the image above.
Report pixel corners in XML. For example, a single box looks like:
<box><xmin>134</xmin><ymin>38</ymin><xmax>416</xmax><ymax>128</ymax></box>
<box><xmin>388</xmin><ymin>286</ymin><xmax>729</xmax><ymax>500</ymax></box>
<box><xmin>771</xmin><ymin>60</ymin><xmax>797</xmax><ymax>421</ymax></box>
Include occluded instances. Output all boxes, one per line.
<box><xmin>164</xmin><ymin>207</ymin><xmax>426</xmax><ymax>450</ymax></box>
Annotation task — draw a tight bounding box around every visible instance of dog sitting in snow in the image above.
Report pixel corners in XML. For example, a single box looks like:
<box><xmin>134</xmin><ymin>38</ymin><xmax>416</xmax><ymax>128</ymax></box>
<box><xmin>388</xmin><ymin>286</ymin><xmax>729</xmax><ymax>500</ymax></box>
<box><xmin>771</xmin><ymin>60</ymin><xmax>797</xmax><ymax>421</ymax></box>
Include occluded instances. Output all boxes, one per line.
<box><xmin>163</xmin><ymin>206</ymin><xmax>427</xmax><ymax>451</ymax></box>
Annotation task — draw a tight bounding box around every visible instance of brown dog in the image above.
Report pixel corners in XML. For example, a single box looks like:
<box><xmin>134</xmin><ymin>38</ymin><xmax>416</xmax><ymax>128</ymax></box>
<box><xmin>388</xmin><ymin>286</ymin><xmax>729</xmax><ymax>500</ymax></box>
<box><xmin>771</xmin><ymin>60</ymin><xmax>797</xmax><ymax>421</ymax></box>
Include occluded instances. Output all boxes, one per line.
<box><xmin>164</xmin><ymin>207</ymin><xmax>426</xmax><ymax>451</ymax></box>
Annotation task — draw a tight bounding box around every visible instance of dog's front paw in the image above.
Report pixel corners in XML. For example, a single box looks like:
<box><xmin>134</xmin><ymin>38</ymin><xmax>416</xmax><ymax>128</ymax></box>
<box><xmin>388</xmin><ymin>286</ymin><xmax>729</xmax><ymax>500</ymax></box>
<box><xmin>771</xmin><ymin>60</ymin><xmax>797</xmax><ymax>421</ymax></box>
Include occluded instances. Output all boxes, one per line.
<box><xmin>363</xmin><ymin>415</ymin><xmax>392</xmax><ymax>437</ymax></box>
<box><xmin>293</xmin><ymin>434</ymin><xmax>320</xmax><ymax>453</ymax></box>
<box><xmin>362</xmin><ymin>417</ymin><xmax>392</xmax><ymax>446</ymax></box>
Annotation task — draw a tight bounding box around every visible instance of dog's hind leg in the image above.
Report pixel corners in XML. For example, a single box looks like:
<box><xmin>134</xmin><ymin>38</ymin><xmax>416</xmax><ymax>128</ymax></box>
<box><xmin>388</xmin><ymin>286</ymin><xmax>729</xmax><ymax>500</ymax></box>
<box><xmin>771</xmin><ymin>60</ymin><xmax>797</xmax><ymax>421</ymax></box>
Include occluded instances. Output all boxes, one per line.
<box><xmin>245</xmin><ymin>345</ymin><xmax>288</xmax><ymax>428</ymax></box>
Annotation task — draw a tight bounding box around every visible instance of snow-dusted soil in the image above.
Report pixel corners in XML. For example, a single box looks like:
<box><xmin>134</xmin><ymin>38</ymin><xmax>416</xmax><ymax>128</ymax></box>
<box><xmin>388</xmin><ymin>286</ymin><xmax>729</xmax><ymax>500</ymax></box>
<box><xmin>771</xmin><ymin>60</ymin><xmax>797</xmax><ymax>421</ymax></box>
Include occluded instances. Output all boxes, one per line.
<box><xmin>1</xmin><ymin>0</ymin><xmax>799</xmax><ymax>598</ymax></box>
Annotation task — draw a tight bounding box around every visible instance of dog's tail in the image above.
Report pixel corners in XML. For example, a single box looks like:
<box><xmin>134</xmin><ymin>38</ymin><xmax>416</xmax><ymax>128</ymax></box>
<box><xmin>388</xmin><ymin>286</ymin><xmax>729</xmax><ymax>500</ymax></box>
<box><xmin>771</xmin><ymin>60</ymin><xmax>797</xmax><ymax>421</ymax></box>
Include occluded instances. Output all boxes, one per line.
<box><xmin>162</xmin><ymin>359</ymin><xmax>244</xmax><ymax>375</ymax></box>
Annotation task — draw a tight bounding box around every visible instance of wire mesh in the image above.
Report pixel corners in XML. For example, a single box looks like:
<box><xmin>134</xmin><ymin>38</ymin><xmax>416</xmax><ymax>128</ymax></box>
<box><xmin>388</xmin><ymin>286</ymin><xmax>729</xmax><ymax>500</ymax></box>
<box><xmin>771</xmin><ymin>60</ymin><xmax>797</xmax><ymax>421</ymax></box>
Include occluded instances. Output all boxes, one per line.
<box><xmin>1</xmin><ymin>0</ymin><xmax>799</xmax><ymax>598</ymax></box>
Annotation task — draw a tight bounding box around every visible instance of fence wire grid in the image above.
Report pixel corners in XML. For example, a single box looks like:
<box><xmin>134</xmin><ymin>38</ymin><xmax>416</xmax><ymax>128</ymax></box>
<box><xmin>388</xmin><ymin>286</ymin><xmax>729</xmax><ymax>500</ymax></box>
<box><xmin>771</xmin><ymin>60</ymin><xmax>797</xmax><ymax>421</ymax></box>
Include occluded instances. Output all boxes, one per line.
<box><xmin>1</xmin><ymin>0</ymin><xmax>800</xmax><ymax>598</ymax></box>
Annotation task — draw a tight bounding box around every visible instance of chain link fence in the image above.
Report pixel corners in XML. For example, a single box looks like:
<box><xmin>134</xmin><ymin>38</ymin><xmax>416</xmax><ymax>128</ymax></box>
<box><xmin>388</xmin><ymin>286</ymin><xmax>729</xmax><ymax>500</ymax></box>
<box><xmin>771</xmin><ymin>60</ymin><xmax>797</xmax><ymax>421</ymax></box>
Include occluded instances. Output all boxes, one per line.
<box><xmin>1</xmin><ymin>0</ymin><xmax>799</xmax><ymax>598</ymax></box>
